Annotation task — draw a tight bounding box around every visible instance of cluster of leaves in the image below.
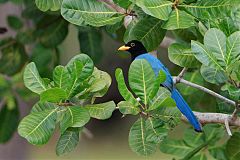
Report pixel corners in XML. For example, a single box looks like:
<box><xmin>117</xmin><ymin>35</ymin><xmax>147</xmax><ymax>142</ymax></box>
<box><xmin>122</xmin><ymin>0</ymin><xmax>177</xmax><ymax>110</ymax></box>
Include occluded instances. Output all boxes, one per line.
<box><xmin>18</xmin><ymin>54</ymin><xmax>115</xmax><ymax>155</ymax></box>
<box><xmin>1</xmin><ymin>0</ymin><xmax>240</xmax><ymax>159</ymax></box>
<box><xmin>115</xmin><ymin>59</ymin><xmax>179</xmax><ymax>156</ymax></box>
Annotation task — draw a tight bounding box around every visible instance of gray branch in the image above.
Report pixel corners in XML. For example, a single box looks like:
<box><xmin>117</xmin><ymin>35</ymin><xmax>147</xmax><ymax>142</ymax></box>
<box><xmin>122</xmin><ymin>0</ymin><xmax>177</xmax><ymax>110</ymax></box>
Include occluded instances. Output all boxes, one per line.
<box><xmin>181</xmin><ymin>112</ymin><xmax>240</xmax><ymax>127</ymax></box>
<box><xmin>173</xmin><ymin>76</ymin><xmax>236</xmax><ymax>106</ymax></box>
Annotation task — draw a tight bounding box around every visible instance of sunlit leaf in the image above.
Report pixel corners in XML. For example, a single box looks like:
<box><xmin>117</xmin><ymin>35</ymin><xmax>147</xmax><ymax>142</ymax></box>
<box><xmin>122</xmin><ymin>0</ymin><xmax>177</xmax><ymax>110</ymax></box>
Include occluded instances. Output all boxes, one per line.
<box><xmin>40</xmin><ymin>88</ymin><xmax>67</xmax><ymax>103</ymax></box>
<box><xmin>85</xmin><ymin>101</ymin><xmax>115</xmax><ymax>120</ymax></box>
<box><xmin>18</xmin><ymin>108</ymin><xmax>58</xmax><ymax>145</ymax></box>
<box><xmin>117</xmin><ymin>101</ymin><xmax>140</xmax><ymax>115</ymax></box>
<box><xmin>35</xmin><ymin>0</ymin><xmax>62</xmax><ymax>11</ymax></box>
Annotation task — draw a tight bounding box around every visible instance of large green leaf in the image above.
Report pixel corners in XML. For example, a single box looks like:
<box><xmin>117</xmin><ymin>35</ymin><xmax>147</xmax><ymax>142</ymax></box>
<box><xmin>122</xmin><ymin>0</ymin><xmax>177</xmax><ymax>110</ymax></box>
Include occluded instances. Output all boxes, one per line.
<box><xmin>36</xmin><ymin>16</ymin><xmax>68</xmax><ymax>47</ymax></box>
<box><xmin>129</xmin><ymin>59</ymin><xmax>155</xmax><ymax>105</ymax></box>
<box><xmin>56</xmin><ymin>128</ymin><xmax>80</xmax><ymax>156</ymax></box>
<box><xmin>226</xmin><ymin>132</ymin><xmax>240</xmax><ymax>160</ymax></box>
<box><xmin>135</xmin><ymin>0</ymin><xmax>173</xmax><ymax>20</ymax></box>
<box><xmin>61</xmin><ymin>0</ymin><xmax>124</xmax><ymax>27</ymax></box>
<box><xmin>78</xmin><ymin>27</ymin><xmax>103</xmax><ymax>63</ymax></box>
<box><xmin>24</xmin><ymin>62</ymin><xmax>47</xmax><ymax>94</ymax></box>
<box><xmin>60</xmin><ymin>107</ymin><xmax>90</xmax><ymax>134</ymax></box>
<box><xmin>145</xmin><ymin>117</ymin><xmax>168</xmax><ymax>143</ymax></box>
<box><xmin>85</xmin><ymin>101</ymin><xmax>115</xmax><ymax>120</ymax></box>
<box><xmin>168</xmin><ymin>43</ymin><xmax>200</xmax><ymax>68</ymax></box>
<box><xmin>129</xmin><ymin>117</ymin><xmax>157</xmax><ymax>156</ymax></box>
<box><xmin>66</xmin><ymin>54</ymin><xmax>94</xmax><ymax>98</ymax></box>
<box><xmin>179</xmin><ymin>0</ymin><xmax>235</xmax><ymax>19</ymax></box>
<box><xmin>31</xmin><ymin>101</ymin><xmax>58</xmax><ymax>113</ymax></box>
<box><xmin>160</xmin><ymin>139</ymin><xmax>193</xmax><ymax>157</ymax></box>
<box><xmin>0</xmin><ymin>38</ymin><xmax>28</xmax><ymax>76</ymax></box>
<box><xmin>191</xmin><ymin>41</ymin><xmax>223</xmax><ymax>68</ymax></box>
<box><xmin>40</xmin><ymin>88</ymin><xmax>67</xmax><ymax>103</ymax></box>
<box><xmin>148</xmin><ymin>87</ymin><xmax>175</xmax><ymax>111</ymax></box>
<box><xmin>117</xmin><ymin>101</ymin><xmax>140</xmax><ymax>115</ymax></box>
<box><xmin>162</xmin><ymin>9</ymin><xmax>195</xmax><ymax>30</ymax></box>
<box><xmin>35</xmin><ymin>0</ymin><xmax>62</xmax><ymax>11</ymax></box>
<box><xmin>18</xmin><ymin>108</ymin><xmax>58</xmax><ymax>145</ymax></box>
<box><xmin>226</xmin><ymin>31</ymin><xmax>240</xmax><ymax>65</ymax></box>
<box><xmin>124</xmin><ymin>16</ymin><xmax>166</xmax><ymax>51</ymax></box>
<box><xmin>200</xmin><ymin>65</ymin><xmax>227</xmax><ymax>84</ymax></box>
<box><xmin>204</xmin><ymin>28</ymin><xmax>227</xmax><ymax>67</ymax></box>
<box><xmin>53</xmin><ymin>65</ymin><xmax>71</xmax><ymax>90</ymax></box>
<box><xmin>115</xmin><ymin>68</ymin><xmax>140</xmax><ymax>107</ymax></box>
<box><xmin>0</xmin><ymin>98</ymin><xmax>19</xmax><ymax>143</ymax></box>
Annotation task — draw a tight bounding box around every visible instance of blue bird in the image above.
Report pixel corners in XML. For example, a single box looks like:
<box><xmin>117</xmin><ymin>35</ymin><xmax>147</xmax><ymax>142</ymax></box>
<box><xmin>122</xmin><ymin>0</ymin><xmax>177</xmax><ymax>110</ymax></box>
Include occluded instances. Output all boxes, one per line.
<box><xmin>118</xmin><ymin>40</ymin><xmax>202</xmax><ymax>132</ymax></box>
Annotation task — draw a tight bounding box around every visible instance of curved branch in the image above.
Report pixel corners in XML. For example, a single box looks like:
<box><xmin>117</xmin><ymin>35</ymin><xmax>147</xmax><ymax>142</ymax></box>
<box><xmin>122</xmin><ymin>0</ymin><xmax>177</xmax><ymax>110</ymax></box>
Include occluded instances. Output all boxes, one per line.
<box><xmin>99</xmin><ymin>0</ymin><xmax>126</xmax><ymax>14</ymax></box>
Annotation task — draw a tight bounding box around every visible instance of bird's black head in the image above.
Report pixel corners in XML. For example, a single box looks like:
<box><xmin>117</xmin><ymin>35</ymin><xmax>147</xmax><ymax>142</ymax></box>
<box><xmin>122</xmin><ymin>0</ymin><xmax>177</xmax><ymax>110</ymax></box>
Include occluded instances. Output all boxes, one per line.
<box><xmin>118</xmin><ymin>40</ymin><xmax>148</xmax><ymax>60</ymax></box>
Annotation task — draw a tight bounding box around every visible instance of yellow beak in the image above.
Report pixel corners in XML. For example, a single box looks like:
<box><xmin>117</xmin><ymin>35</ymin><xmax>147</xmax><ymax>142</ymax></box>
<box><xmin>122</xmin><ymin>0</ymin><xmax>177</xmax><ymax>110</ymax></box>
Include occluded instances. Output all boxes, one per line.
<box><xmin>118</xmin><ymin>45</ymin><xmax>131</xmax><ymax>51</ymax></box>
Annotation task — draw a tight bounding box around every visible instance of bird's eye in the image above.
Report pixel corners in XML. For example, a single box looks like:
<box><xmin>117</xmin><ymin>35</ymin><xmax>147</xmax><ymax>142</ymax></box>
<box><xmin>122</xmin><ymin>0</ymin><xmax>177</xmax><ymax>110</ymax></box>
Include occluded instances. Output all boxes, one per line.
<box><xmin>130</xmin><ymin>43</ymin><xmax>135</xmax><ymax>47</ymax></box>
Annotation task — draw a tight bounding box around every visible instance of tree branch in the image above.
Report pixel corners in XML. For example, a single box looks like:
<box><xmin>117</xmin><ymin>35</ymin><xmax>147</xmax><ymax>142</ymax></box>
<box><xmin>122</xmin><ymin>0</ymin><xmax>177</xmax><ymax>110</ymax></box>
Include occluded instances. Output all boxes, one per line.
<box><xmin>98</xmin><ymin>0</ymin><xmax>126</xmax><ymax>14</ymax></box>
<box><xmin>173</xmin><ymin>76</ymin><xmax>236</xmax><ymax>106</ymax></box>
<box><xmin>181</xmin><ymin>112</ymin><xmax>240</xmax><ymax>127</ymax></box>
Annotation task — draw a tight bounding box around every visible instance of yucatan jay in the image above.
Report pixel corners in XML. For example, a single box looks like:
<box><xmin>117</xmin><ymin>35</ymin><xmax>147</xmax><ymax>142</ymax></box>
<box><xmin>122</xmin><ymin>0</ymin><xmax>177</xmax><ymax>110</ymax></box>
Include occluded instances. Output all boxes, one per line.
<box><xmin>118</xmin><ymin>40</ymin><xmax>202</xmax><ymax>132</ymax></box>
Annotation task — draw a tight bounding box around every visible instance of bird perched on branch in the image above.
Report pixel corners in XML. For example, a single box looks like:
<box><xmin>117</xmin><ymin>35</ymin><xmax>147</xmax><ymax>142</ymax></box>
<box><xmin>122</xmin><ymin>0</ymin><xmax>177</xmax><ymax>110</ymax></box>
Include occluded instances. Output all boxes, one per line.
<box><xmin>118</xmin><ymin>40</ymin><xmax>202</xmax><ymax>132</ymax></box>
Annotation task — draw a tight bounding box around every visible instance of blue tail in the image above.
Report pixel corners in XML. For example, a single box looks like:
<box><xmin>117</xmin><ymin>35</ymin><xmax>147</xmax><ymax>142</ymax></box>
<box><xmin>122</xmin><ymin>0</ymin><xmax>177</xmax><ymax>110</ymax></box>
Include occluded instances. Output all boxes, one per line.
<box><xmin>171</xmin><ymin>88</ymin><xmax>202</xmax><ymax>132</ymax></box>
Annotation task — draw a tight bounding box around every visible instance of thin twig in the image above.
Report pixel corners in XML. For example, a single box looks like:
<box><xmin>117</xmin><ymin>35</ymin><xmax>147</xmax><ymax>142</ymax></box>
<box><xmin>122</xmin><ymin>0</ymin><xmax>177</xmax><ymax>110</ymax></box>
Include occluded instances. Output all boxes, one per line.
<box><xmin>173</xmin><ymin>77</ymin><xmax>236</xmax><ymax>106</ymax></box>
<box><xmin>225</xmin><ymin>117</ymin><xmax>232</xmax><ymax>136</ymax></box>
<box><xmin>98</xmin><ymin>0</ymin><xmax>125</xmax><ymax>14</ymax></box>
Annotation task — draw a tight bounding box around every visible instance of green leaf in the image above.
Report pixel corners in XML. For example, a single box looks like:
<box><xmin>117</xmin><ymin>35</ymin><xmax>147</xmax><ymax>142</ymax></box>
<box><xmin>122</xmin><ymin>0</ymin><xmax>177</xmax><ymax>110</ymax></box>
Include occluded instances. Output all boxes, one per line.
<box><xmin>226</xmin><ymin>132</ymin><xmax>240</xmax><ymax>160</ymax></box>
<box><xmin>36</xmin><ymin>17</ymin><xmax>68</xmax><ymax>48</ymax></box>
<box><xmin>7</xmin><ymin>15</ymin><xmax>23</xmax><ymax>30</ymax></box>
<box><xmin>190</xmin><ymin>154</ymin><xmax>207</xmax><ymax>160</ymax></box>
<box><xmin>129</xmin><ymin>117</ymin><xmax>157</xmax><ymax>156</ymax></box>
<box><xmin>183</xmin><ymin>129</ymin><xmax>204</xmax><ymax>147</ymax></box>
<box><xmin>115</xmin><ymin>68</ymin><xmax>140</xmax><ymax>107</ymax></box>
<box><xmin>135</xmin><ymin>0</ymin><xmax>173</xmax><ymax>20</ymax></box>
<box><xmin>0</xmin><ymin>98</ymin><xmax>19</xmax><ymax>143</ymax></box>
<box><xmin>56</xmin><ymin>128</ymin><xmax>80</xmax><ymax>156</ymax></box>
<box><xmin>88</xmin><ymin>67</ymin><xmax>112</xmax><ymax>100</ymax></box>
<box><xmin>18</xmin><ymin>108</ymin><xmax>58</xmax><ymax>145</ymax></box>
<box><xmin>129</xmin><ymin>59</ymin><xmax>155</xmax><ymax>105</ymax></box>
<box><xmin>35</xmin><ymin>0</ymin><xmax>62</xmax><ymax>11</ymax></box>
<box><xmin>209</xmin><ymin>147</ymin><xmax>228</xmax><ymax>160</ymax></box>
<box><xmin>30</xmin><ymin>44</ymin><xmax>54</xmax><ymax>77</ymax></box>
<box><xmin>0</xmin><ymin>38</ymin><xmax>28</xmax><ymax>76</ymax></box>
<box><xmin>226</xmin><ymin>31</ymin><xmax>240</xmax><ymax>66</ymax></box>
<box><xmin>203</xmin><ymin>124</ymin><xmax>224</xmax><ymax>145</ymax></box>
<box><xmin>40</xmin><ymin>88</ymin><xmax>67</xmax><ymax>103</ymax></box>
<box><xmin>66</xmin><ymin>54</ymin><xmax>94</xmax><ymax>98</ymax></box>
<box><xmin>60</xmin><ymin>107</ymin><xmax>90</xmax><ymax>134</ymax></box>
<box><xmin>117</xmin><ymin>101</ymin><xmax>140</xmax><ymax>115</ymax></box>
<box><xmin>162</xmin><ymin>9</ymin><xmax>195</xmax><ymax>30</ymax></box>
<box><xmin>149</xmin><ymin>70</ymin><xmax>167</xmax><ymax>100</ymax></box>
<box><xmin>124</xmin><ymin>16</ymin><xmax>166</xmax><ymax>51</ymax></box>
<box><xmin>145</xmin><ymin>117</ymin><xmax>168</xmax><ymax>143</ymax></box>
<box><xmin>160</xmin><ymin>138</ymin><xmax>192</xmax><ymax>157</ymax></box>
<box><xmin>148</xmin><ymin>87</ymin><xmax>175</xmax><ymax>111</ymax></box>
<box><xmin>113</xmin><ymin>0</ymin><xmax>131</xmax><ymax>9</ymax></box>
<box><xmin>191</xmin><ymin>40</ymin><xmax>224</xmax><ymax>69</ymax></box>
<box><xmin>78</xmin><ymin>28</ymin><xmax>103</xmax><ymax>63</ymax></box>
<box><xmin>204</xmin><ymin>28</ymin><xmax>227</xmax><ymax>67</ymax></box>
<box><xmin>53</xmin><ymin>65</ymin><xmax>71</xmax><ymax>90</ymax></box>
<box><xmin>61</xmin><ymin>0</ymin><xmax>124</xmax><ymax>27</ymax></box>
<box><xmin>31</xmin><ymin>101</ymin><xmax>58</xmax><ymax>113</ymax></box>
<box><xmin>24</xmin><ymin>62</ymin><xmax>48</xmax><ymax>94</ymax></box>
<box><xmin>179</xmin><ymin>0</ymin><xmax>235</xmax><ymax>19</ymax></box>
<box><xmin>85</xmin><ymin>101</ymin><xmax>115</xmax><ymax>120</ymax></box>
<box><xmin>200</xmin><ymin>65</ymin><xmax>227</xmax><ymax>84</ymax></box>
<box><xmin>168</xmin><ymin>43</ymin><xmax>200</xmax><ymax>68</ymax></box>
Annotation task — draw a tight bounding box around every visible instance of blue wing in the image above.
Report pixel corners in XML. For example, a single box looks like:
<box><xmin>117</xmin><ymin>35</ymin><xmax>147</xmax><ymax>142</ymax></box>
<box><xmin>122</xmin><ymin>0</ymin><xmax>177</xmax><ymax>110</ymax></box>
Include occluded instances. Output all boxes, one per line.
<box><xmin>135</xmin><ymin>53</ymin><xmax>202</xmax><ymax>132</ymax></box>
